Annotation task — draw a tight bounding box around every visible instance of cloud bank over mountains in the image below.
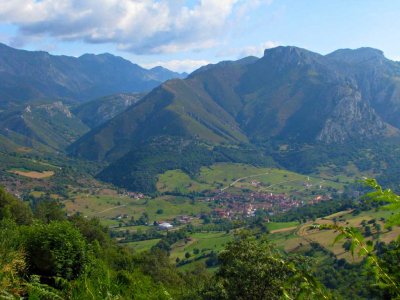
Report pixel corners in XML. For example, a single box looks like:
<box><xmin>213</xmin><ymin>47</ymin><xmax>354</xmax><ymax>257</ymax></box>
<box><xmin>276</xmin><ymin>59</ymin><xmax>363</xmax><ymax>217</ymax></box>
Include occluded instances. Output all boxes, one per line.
<box><xmin>0</xmin><ymin>0</ymin><xmax>271</xmax><ymax>55</ymax></box>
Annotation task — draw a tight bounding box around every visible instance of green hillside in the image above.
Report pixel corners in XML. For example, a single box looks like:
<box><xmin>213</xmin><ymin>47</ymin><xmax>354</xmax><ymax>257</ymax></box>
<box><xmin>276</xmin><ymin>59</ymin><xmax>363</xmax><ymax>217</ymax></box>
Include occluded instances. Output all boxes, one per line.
<box><xmin>69</xmin><ymin>78</ymin><xmax>249</xmax><ymax>162</ymax></box>
<box><xmin>0</xmin><ymin>101</ymin><xmax>89</xmax><ymax>151</ymax></box>
<box><xmin>97</xmin><ymin>139</ymin><xmax>275</xmax><ymax>193</ymax></box>
<box><xmin>156</xmin><ymin>162</ymin><xmax>347</xmax><ymax>197</ymax></box>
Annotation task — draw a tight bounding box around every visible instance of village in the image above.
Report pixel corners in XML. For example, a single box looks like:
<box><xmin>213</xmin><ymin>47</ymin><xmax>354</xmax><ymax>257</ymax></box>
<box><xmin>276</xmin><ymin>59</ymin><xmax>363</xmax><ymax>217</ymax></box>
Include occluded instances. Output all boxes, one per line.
<box><xmin>110</xmin><ymin>188</ymin><xmax>333</xmax><ymax>234</ymax></box>
<box><xmin>206</xmin><ymin>189</ymin><xmax>331</xmax><ymax>220</ymax></box>
<box><xmin>102</xmin><ymin>173</ymin><xmax>338</xmax><ymax>234</ymax></box>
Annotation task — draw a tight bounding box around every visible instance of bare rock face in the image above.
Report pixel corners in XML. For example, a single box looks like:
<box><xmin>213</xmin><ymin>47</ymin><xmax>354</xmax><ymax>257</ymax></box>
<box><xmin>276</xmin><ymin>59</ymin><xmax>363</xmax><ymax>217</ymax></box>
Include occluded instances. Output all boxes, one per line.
<box><xmin>73</xmin><ymin>93</ymin><xmax>144</xmax><ymax>128</ymax></box>
<box><xmin>40</xmin><ymin>101</ymin><xmax>73</xmax><ymax>118</ymax></box>
<box><xmin>317</xmin><ymin>86</ymin><xmax>395</xmax><ymax>143</ymax></box>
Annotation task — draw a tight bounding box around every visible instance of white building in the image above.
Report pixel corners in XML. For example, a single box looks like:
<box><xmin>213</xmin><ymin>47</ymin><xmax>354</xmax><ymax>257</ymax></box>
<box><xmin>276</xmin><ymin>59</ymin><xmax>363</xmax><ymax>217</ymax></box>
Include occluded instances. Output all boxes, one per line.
<box><xmin>159</xmin><ymin>222</ymin><xmax>173</xmax><ymax>230</ymax></box>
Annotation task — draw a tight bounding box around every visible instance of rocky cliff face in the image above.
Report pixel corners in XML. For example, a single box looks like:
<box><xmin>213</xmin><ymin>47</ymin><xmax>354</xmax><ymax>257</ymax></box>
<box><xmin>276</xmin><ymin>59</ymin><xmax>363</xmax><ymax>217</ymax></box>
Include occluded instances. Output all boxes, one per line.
<box><xmin>317</xmin><ymin>86</ymin><xmax>395</xmax><ymax>143</ymax></box>
<box><xmin>73</xmin><ymin>93</ymin><xmax>145</xmax><ymax>128</ymax></box>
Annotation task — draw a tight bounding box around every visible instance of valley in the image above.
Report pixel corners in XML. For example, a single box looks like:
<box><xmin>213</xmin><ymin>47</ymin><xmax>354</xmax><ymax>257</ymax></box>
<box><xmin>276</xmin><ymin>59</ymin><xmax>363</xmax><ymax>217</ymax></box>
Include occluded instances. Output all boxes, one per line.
<box><xmin>1</xmin><ymin>42</ymin><xmax>400</xmax><ymax>299</ymax></box>
<box><xmin>8</xmin><ymin>154</ymin><xmax>394</xmax><ymax>274</ymax></box>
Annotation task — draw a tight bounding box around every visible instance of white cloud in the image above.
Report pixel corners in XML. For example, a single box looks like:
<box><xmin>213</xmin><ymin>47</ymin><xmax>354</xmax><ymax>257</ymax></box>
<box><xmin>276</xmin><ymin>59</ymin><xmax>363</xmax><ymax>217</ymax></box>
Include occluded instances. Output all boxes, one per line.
<box><xmin>217</xmin><ymin>40</ymin><xmax>280</xmax><ymax>58</ymax></box>
<box><xmin>0</xmin><ymin>0</ymin><xmax>271</xmax><ymax>55</ymax></box>
<box><xmin>392</xmin><ymin>56</ymin><xmax>400</xmax><ymax>62</ymax></box>
<box><xmin>143</xmin><ymin>59</ymin><xmax>210</xmax><ymax>73</ymax></box>
<box><xmin>238</xmin><ymin>40</ymin><xmax>280</xmax><ymax>57</ymax></box>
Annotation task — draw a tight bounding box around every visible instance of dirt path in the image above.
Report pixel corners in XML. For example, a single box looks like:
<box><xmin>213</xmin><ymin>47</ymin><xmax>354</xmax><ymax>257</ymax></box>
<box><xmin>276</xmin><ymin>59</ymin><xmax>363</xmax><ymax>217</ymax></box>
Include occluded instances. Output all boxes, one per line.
<box><xmin>219</xmin><ymin>172</ymin><xmax>269</xmax><ymax>192</ymax></box>
<box><xmin>96</xmin><ymin>205</ymin><xmax>127</xmax><ymax>215</ymax></box>
<box><xmin>270</xmin><ymin>226</ymin><xmax>299</xmax><ymax>234</ymax></box>
<box><xmin>258</xmin><ymin>178</ymin><xmax>318</xmax><ymax>192</ymax></box>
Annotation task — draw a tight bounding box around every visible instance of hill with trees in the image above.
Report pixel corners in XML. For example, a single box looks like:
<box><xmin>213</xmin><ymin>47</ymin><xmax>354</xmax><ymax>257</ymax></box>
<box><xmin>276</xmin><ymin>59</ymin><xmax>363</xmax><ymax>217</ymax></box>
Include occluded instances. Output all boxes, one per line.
<box><xmin>69</xmin><ymin>46</ymin><xmax>400</xmax><ymax>192</ymax></box>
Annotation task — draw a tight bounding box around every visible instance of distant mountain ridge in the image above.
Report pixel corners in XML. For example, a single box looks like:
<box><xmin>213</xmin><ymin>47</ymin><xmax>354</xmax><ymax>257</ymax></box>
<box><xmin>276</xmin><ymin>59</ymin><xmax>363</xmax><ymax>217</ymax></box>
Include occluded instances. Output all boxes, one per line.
<box><xmin>0</xmin><ymin>42</ymin><xmax>185</xmax><ymax>106</ymax></box>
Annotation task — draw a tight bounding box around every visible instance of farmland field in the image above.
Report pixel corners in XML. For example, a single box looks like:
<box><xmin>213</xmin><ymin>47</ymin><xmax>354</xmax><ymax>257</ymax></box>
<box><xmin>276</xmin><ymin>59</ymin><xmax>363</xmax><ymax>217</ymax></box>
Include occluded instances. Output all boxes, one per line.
<box><xmin>267</xmin><ymin>221</ymin><xmax>300</xmax><ymax>232</ymax></box>
<box><xmin>269</xmin><ymin>208</ymin><xmax>400</xmax><ymax>261</ymax></box>
<box><xmin>125</xmin><ymin>239</ymin><xmax>161</xmax><ymax>252</ymax></box>
<box><xmin>169</xmin><ymin>231</ymin><xmax>233</xmax><ymax>261</ymax></box>
<box><xmin>64</xmin><ymin>193</ymin><xmax>212</xmax><ymax>227</ymax></box>
<box><xmin>157</xmin><ymin>162</ymin><xmax>350</xmax><ymax>199</ymax></box>
<box><xmin>9</xmin><ymin>169</ymin><xmax>55</xmax><ymax>179</ymax></box>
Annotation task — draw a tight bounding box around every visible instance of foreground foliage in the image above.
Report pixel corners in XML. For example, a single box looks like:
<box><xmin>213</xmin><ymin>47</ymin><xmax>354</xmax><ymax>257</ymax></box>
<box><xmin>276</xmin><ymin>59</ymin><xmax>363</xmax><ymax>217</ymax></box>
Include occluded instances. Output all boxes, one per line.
<box><xmin>203</xmin><ymin>233</ymin><xmax>329</xmax><ymax>300</ymax></box>
<box><xmin>0</xmin><ymin>179</ymin><xmax>399</xmax><ymax>299</ymax></box>
<box><xmin>314</xmin><ymin>179</ymin><xmax>400</xmax><ymax>299</ymax></box>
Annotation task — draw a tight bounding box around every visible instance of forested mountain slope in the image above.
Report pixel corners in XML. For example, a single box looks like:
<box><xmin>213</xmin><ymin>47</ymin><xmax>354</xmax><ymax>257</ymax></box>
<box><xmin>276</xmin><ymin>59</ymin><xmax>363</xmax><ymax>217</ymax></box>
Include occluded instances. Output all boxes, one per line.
<box><xmin>0</xmin><ymin>42</ymin><xmax>184</xmax><ymax>106</ymax></box>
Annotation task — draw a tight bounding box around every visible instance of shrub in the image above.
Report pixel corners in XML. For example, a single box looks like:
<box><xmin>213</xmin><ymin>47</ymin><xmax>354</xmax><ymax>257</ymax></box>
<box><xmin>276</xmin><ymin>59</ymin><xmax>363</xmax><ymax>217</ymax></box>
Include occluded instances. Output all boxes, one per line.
<box><xmin>22</xmin><ymin>221</ymin><xmax>87</xmax><ymax>280</ymax></box>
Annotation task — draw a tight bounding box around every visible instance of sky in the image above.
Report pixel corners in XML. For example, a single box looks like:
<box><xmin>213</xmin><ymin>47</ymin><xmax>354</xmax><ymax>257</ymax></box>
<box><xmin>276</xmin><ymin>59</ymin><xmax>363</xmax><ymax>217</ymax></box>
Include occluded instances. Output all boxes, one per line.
<box><xmin>0</xmin><ymin>0</ymin><xmax>399</xmax><ymax>73</ymax></box>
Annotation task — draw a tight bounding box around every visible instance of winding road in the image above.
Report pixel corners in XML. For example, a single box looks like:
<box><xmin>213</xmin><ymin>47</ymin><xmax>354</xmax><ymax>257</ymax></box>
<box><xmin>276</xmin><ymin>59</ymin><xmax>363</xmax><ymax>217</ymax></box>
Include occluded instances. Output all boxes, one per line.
<box><xmin>219</xmin><ymin>172</ymin><xmax>270</xmax><ymax>192</ymax></box>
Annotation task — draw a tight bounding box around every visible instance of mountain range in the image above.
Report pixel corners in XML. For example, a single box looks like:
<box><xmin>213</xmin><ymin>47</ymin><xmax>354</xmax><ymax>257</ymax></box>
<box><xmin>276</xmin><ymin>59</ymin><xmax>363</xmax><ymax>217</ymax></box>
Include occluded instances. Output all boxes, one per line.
<box><xmin>0</xmin><ymin>43</ymin><xmax>187</xmax><ymax>152</ymax></box>
<box><xmin>2</xmin><ymin>43</ymin><xmax>400</xmax><ymax>192</ymax></box>
<box><xmin>71</xmin><ymin>46</ymin><xmax>400</xmax><ymax>157</ymax></box>
<box><xmin>0</xmin><ymin>42</ymin><xmax>185</xmax><ymax>108</ymax></box>
<box><xmin>66</xmin><ymin>46</ymin><xmax>400</xmax><ymax>191</ymax></box>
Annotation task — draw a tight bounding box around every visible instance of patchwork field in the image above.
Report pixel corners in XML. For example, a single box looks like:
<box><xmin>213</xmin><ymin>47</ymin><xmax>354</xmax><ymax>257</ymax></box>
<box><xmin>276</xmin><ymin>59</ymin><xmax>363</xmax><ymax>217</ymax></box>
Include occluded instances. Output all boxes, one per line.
<box><xmin>157</xmin><ymin>163</ymin><xmax>350</xmax><ymax>200</ymax></box>
<box><xmin>269</xmin><ymin>208</ymin><xmax>400</xmax><ymax>261</ymax></box>
<box><xmin>61</xmin><ymin>162</ymin><xmax>354</xmax><ymax>228</ymax></box>
<box><xmin>64</xmin><ymin>193</ymin><xmax>212</xmax><ymax>226</ymax></box>
<box><xmin>12</xmin><ymin>158</ymin><xmax>393</xmax><ymax>271</ymax></box>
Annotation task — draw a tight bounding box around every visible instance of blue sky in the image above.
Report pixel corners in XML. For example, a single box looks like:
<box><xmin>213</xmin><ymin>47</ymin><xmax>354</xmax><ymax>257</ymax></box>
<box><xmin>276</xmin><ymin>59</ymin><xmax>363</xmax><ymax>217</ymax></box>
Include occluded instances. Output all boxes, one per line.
<box><xmin>0</xmin><ymin>0</ymin><xmax>399</xmax><ymax>72</ymax></box>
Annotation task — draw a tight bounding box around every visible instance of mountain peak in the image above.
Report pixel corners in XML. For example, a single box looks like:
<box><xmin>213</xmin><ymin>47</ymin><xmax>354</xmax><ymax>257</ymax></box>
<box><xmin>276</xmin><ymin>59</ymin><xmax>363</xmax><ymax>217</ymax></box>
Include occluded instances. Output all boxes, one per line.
<box><xmin>78</xmin><ymin>52</ymin><xmax>133</xmax><ymax>64</ymax></box>
<box><xmin>327</xmin><ymin>47</ymin><xmax>386</xmax><ymax>63</ymax></box>
<box><xmin>149</xmin><ymin>66</ymin><xmax>186</xmax><ymax>80</ymax></box>
<box><xmin>150</xmin><ymin>66</ymin><xmax>167</xmax><ymax>72</ymax></box>
<box><xmin>262</xmin><ymin>46</ymin><xmax>322</xmax><ymax>66</ymax></box>
<box><xmin>264</xmin><ymin>46</ymin><xmax>320</xmax><ymax>57</ymax></box>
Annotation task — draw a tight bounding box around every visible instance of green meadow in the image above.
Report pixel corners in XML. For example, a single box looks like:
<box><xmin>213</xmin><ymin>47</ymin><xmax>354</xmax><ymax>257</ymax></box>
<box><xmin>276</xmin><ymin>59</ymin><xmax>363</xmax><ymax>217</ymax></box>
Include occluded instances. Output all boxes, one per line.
<box><xmin>157</xmin><ymin>162</ymin><xmax>349</xmax><ymax>198</ymax></box>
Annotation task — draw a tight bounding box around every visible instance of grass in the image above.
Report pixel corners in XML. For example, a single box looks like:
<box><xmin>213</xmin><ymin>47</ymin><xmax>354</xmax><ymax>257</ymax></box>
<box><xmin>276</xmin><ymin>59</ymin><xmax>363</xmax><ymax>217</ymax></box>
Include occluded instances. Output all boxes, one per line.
<box><xmin>64</xmin><ymin>193</ymin><xmax>212</xmax><ymax>227</ymax></box>
<box><xmin>120</xmin><ymin>231</ymin><xmax>233</xmax><ymax>260</ymax></box>
<box><xmin>30</xmin><ymin>191</ymin><xmax>45</xmax><ymax>197</ymax></box>
<box><xmin>124</xmin><ymin>239</ymin><xmax>161</xmax><ymax>252</ymax></box>
<box><xmin>267</xmin><ymin>221</ymin><xmax>300</xmax><ymax>232</ymax></box>
<box><xmin>0</xmin><ymin>153</ymin><xmax>59</xmax><ymax>173</ymax></box>
<box><xmin>156</xmin><ymin>162</ymin><xmax>349</xmax><ymax>202</ymax></box>
<box><xmin>157</xmin><ymin>170</ymin><xmax>210</xmax><ymax>193</ymax></box>
<box><xmin>170</xmin><ymin>232</ymin><xmax>232</xmax><ymax>262</ymax></box>
<box><xmin>113</xmin><ymin>225</ymin><xmax>150</xmax><ymax>233</ymax></box>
